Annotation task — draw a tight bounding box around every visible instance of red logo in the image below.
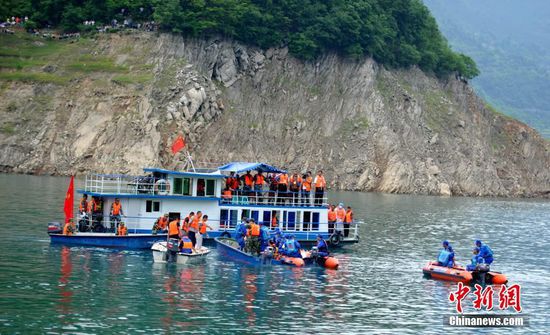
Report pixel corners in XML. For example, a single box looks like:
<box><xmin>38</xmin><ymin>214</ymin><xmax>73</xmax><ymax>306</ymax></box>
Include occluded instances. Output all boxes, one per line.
<box><xmin>449</xmin><ymin>283</ymin><xmax>522</xmax><ymax>313</ymax></box>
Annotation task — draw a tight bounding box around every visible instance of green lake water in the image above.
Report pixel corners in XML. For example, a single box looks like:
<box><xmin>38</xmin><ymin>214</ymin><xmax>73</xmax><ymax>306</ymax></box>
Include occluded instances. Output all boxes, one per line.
<box><xmin>0</xmin><ymin>174</ymin><xmax>548</xmax><ymax>334</ymax></box>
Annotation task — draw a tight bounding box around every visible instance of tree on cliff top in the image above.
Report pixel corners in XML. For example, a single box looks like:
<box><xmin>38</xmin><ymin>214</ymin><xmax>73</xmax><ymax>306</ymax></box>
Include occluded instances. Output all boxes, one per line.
<box><xmin>1</xmin><ymin>0</ymin><xmax>479</xmax><ymax>79</ymax></box>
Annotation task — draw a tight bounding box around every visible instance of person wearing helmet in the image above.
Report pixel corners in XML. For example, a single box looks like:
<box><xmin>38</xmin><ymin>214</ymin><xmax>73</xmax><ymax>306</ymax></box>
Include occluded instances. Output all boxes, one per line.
<box><xmin>466</xmin><ymin>247</ymin><xmax>485</xmax><ymax>271</ymax></box>
<box><xmin>437</xmin><ymin>240</ymin><xmax>455</xmax><ymax>267</ymax></box>
<box><xmin>475</xmin><ymin>240</ymin><xmax>494</xmax><ymax>265</ymax></box>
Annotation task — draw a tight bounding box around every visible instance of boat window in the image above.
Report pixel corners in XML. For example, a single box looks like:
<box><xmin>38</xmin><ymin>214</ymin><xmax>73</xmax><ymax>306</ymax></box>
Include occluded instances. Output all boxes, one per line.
<box><xmin>303</xmin><ymin>211</ymin><xmax>312</xmax><ymax>231</ymax></box>
<box><xmin>241</xmin><ymin>209</ymin><xmax>250</xmax><ymax>221</ymax></box>
<box><xmin>251</xmin><ymin>210</ymin><xmax>259</xmax><ymax>223</ymax></box>
<box><xmin>262</xmin><ymin>211</ymin><xmax>271</xmax><ymax>226</ymax></box>
<box><xmin>283</xmin><ymin>211</ymin><xmax>297</xmax><ymax>230</ymax></box>
<box><xmin>301</xmin><ymin>211</ymin><xmax>320</xmax><ymax>231</ymax></box>
<box><xmin>173</xmin><ymin>177</ymin><xmax>191</xmax><ymax>195</ymax></box>
<box><xmin>206</xmin><ymin>179</ymin><xmax>215</xmax><ymax>196</ymax></box>
<box><xmin>312</xmin><ymin>212</ymin><xmax>320</xmax><ymax>230</ymax></box>
<box><xmin>197</xmin><ymin>179</ymin><xmax>206</xmax><ymax>196</ymax></box>
<box><xmin>220</xmin><ymin>209</ymin><xmax>238</xmax><ymax>229</ymax></box>
<box><xmin>146</xmin><ymin>200</ymin><xmax>160</xmax><ymax>213</ymax></box>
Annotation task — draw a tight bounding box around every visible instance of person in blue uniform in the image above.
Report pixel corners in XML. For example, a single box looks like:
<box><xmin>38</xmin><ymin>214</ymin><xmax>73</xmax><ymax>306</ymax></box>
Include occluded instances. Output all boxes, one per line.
<box><xmin>235</xmin><ymin>219</ymin><xmax>247</xmax><ymax>250</ymax></box>
<box><xmin>437</xmin><ymin>240</ymin><xmax>455</xmax><ymax>267</ymax></box>
<box><xmin>259</xmin><ymin>222</ymin><xmax>270</xmax><ymax>252</ymax></box>
<box><xmin>466</xmin><ymin>247</ymin><xmax>485</xmax><ymax>271</ymax></box>
<box><xmin>274</xmin><ymin>229</ymin><xmax>285</xmax><ymax>249</ymax></box>
<box><xmin>281</xmin><ymin>234</ymin><xmax>302</xmax><ymax>258</ymax></box>
<box><xmin>475</xmin><ymin>240</ymin><xmax>494</xmax><ymax>265</ymax></box>
<box><xmin>316</xmin><ymin>234</ymin><xmax>329</xmax><ymax>257</ymax></box>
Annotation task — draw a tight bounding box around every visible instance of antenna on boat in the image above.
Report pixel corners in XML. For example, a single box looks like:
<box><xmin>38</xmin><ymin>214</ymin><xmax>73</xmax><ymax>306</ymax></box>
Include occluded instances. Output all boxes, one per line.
<box><xmin>185</xmin><ymin>150</ymin><xmax>196</xmax><ymax>172</ymax></box>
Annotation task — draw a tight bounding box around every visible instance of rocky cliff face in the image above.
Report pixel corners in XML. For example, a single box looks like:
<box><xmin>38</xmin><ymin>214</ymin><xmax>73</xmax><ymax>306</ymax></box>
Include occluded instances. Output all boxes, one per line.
<box><xmin>0</xmin><ymin>32</ymin><xmax>548</xmax><ymax>197</ymax></box>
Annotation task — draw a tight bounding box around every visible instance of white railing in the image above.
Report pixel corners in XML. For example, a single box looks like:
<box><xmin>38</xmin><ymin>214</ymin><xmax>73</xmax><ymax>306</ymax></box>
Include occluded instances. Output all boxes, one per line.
<box><xmin>84</xmin><ymin>174</ymin><xmax>169</xmax><ymax>195</ymax></box>
<box><xmin>220</xmin><ymin>189</ymin><xmax>328</xmax><ymax>207</ymax></box>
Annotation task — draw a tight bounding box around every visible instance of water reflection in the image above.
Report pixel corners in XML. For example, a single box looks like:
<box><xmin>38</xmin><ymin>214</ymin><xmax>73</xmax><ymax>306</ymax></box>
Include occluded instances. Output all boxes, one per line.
<box><xmin>57</xmin><ymin>246</ymin><xmax>73</xmax><ymax>317</ymax></box>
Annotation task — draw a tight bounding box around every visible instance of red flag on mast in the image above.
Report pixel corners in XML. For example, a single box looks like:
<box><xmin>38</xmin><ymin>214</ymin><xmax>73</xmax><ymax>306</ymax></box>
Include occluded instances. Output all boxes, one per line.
<box><xmin>171</xmin><ymin>135</ymin><xmax>186</xmax><ymax>154</ymax></box>
<box><xmin>63</xmin><ymin>176</ymin><xmax>74</xmax><ymax>223</ymax></box>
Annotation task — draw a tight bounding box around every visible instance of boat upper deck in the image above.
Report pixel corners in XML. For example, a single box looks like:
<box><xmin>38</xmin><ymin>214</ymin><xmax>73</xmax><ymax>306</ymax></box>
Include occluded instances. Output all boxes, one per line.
<box><xmin>80</xmin><ymin>163</ymin><xmax>329</xmax><ymax>208</ymax></box>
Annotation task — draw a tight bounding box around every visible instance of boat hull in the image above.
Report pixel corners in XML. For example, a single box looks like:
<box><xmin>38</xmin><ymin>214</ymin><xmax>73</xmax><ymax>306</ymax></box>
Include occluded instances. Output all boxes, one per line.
<box><xmin>215</xmin><ymin>237</ymin><xmax>308</xmax><ymax>267</ymax></box>
<box><xmin>151</xmin><ymin>242</ymin><xmax>210</xmax><ymax>264</ymax></box>
<box><xmin>49</xmin><ymin>233</ymin><xmax>166</xmax><ymax>249</ymax></box>
<box><xmin>422</xmin><ymin>261</ymin><xmax>507</xmax><ymax>285</ymax></box>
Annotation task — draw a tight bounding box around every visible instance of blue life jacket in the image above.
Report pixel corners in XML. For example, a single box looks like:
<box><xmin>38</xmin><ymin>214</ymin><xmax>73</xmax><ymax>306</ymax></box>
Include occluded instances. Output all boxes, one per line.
<box><xmin>317</xmin><ymin>239</ymin><xmax>328</xmax><ymax>253</ymax></box>
<box><xmin>235</xmin><ymin>223</ymin><xmax>246</xmax><ymax>238</ymax></box>
<box><xmin>285</xmin><ymin>240</ymin><xmax>296</xmax><ymax>253</ymax></box>
<box><xmin>438</xmin><ymin>250</ymin><xmax>451</xmax><ymax>265</ymax></box>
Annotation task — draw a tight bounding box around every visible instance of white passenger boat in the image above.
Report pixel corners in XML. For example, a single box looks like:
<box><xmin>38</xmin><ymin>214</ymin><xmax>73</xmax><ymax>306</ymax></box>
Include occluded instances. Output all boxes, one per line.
<box><xmin>68</xmin><ymin>162</ymin><xmax>360</xmax><ymax>247</ymax></box>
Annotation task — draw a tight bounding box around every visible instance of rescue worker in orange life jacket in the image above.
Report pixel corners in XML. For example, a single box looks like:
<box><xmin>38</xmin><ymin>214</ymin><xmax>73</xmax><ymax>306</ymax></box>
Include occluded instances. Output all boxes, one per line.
<box><xmin>242</xmin><ymin>171</ymin><xmax>254</xmax><ymax>192</ymax></box>
<box><xmin>152</xmin><ymin>213</ymin><xmax>169</xmax><ymax>234</ymax></box>
<box><xmin>289</xmin><ymin>173</ymin><xmax>302</xmax><ymax>204</ymax></box>
<box><xmin>168</xmin><ymin>218</ymin><xmax>181</xmax><ymax>239</ymax></box>
<box><xmin>313</xmin><ymin>170</ymin><xmax>326</xmax><ymax>206</ymax></box>
<box><xmin>109</xmin><ymin>198</ymin><xmax>124</xmax><ymax>233</ymax></box>
<box><xmin>254</xmin><ymin>171</ymin><xmax>265</xmax><ymax>203</ymax></box>
<box><xmin>63</xmin><ymin>219</ymin><xmax>76</xmax><ymax>236</ymax></box>
<box><xmin>222</xmin><ymin>185</ymin><xmax>233</xmax><ymax>203</ymax></box>
<box><xmin>117</xmin><ymin>222</ymin><xmax>128</xmax><ymax>236</ymax></box>
<box><xmin>301</xmin><ymin>171</ymin><xmax>313</xmax><ymax>205</ymax></box>
<box><xmin>344</xmin><ymin>206</ymin><xmax>353</xmax><ymax>238</ymax></box>
<box><xmin>246</xmin><ymin>219</ymin><xmax>261</xmax><ymax>255</ymax></box>
<box><xmin>78</xmin><ymin>194</ymin><xmax>88</xmax><ymax>215</ymax></box>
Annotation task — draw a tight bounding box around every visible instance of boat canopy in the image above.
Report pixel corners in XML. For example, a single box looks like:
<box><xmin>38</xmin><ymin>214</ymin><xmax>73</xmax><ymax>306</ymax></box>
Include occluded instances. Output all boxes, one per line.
<box><xmin>217</xmin><ymin>162</ymin><xmax>287</xmax><ymax>173</ymax></box>
<box><xmin>142</xmin><ymin>167</ymin><xmax>226</xmax><ymax>179</ymax></box>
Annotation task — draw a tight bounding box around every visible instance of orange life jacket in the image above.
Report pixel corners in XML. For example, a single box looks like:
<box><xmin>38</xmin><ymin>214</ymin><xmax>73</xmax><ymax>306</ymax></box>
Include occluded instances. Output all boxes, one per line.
<box><xmin>271</xmin><ymin>216</ymin><xmax>278</xmax><ymax>228</ymax></box>
<box><xmin>88</xmin><ymin>200</ymin><xmax>101</xmax><ymax>213</ymax></box>
<box><xmin>315</xmin><ymin>175</ymin><xmax>326</xmax><ymax>188</ymax></box>
<box><xmin>289</xmin><ymin>175</ymin><xmax>302</xmax><ymax>188</ymax></box>
<box><xmin>328</xmin><ymin>209</ymin><xmax>337</xmax><ymax>222</ymax></box>
<box><xmin>279</xmin><ymin>174</ymin><xmax>288</xmax><ymax>185</ymax></box>
<box><xmin>118</xmin><ymin>225</ymin><xmax>127</xmax><ymax>236</ymax></box>
<box><xmin>336</xmin><ymin>208</ymin><xmax>346</xmax><ymax>221</ymax></box>
<box><xmin>226</xmin><ymin>177</ymin><xmax>237</xmax><ymax>189</ymax></box>
<box><xmin>79</xmin><ymin>199</ymin><xmax>88</xmax><ymax>211</ymax></box>
<box><xmin>248</xmin><ymin>223</ymin><xmax>260</xmax><ymax>236</ymax></box>
<box><xmin>302</xmin><ymin>176</ymin><xmax>312</xmax><ymax>192</ymax></box>
<box><xmin>244</xmin><ymin>174</ymin><xmax>254</xmax><ymax>187</ymax></box>
<box><xmin>111</xmin><ymin>202</ymin><xmax>121</xmax><ymax>215</ymax></box>
<box><xmin>190</xmin><ymin>215</ymin><xmax>200</xmax><ymax>231</ymax></box>
<box><xmin>158</xmin><ymin>217</ymin><xmax>168</xmax><ymax>229</ymax></box>
<box><xmin>181</xmin><ymin>239</ymin><xmax>193</xmax><ymax>249</ymax></box>
<box><xmin>254</xmin><ymin>174</ymin><xmax>265</xmax><ymax>185</ymax></box>
<box><xmin>222</xmin><ymin>190</ymin><xmax>232</xmax><ymax>199</ymax></box>
<box><xmin>199</xmin><ymin>219</ymin><xmax>208</xmax><ymax>234</ymax></box>
<box><xmin>168</xmin><ymin>220</ymin><xmax>180</xmax><ymax>236</ymax></box>
<box><xmin>345</xmin><ymin>210</ymin><xmax>353</xmax><ymax>223</ymax></box>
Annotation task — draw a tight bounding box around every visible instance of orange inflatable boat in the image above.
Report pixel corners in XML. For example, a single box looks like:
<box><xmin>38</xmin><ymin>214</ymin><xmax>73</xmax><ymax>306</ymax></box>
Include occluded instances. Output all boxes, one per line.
<box><xmin>422</xmin><ymin>261</ymin><xmax>507</xmax><ymax>285</ymax></box>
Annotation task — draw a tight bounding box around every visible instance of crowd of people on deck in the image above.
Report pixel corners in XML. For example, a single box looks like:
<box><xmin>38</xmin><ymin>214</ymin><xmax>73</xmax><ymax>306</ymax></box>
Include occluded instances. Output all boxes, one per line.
<box><xmin>437</xmin><ymin>239</ymin><xmax>494</xmax><ymax>270</ymax></box>
<box><xmin>152</xmin><ymin>211</ymin><xmax>213</xmax><ymax>252</ymax></box>
<box><xmin>222</xmin><ymin>170</ymin><xmax>327</xmax><ymax>206</ymax></box>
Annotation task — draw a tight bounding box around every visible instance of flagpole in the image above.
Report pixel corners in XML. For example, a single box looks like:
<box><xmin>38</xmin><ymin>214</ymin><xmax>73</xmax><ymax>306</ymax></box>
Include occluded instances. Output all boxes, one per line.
<box><xmin>186</xmin><ymin>150</ymin><xmax>196</xmax><ymax>172</ymax></box>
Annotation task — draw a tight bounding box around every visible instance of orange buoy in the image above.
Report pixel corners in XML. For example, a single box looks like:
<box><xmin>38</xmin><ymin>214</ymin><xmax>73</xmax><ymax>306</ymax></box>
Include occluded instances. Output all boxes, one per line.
<box><xmin>293</xmin><ymin>258</ymin><xmax>305</xmax><ymax>267</ymax></box>
<box><xmin>490</xmin><ymin>273</ymin><xmax>508</xmax><ymax>285</ymax></box>
<box><xmin>324</xmin><ymin>257</ymin><xmax>339</xmax><ymax>270</ymax></box>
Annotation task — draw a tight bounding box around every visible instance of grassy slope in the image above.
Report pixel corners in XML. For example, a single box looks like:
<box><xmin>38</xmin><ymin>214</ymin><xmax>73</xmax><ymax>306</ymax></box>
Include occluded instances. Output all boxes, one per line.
<box><xmin>0</xmin><ymin>32</ymin><xmax>152</xmax><ymax>86</ymax></box>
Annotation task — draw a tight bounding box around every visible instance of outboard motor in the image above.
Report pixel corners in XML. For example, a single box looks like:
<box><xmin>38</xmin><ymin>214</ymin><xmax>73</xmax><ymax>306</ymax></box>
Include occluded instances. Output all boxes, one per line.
<box><xmin>166</xmin><ymin>238</ymin><xmax>180</xmax><ymax>262</ymax></box>
<box><xmin>310</xmin><ymin>246</ymin><xmax>319</xmax><ymax>259</ymax></box>
<box><xmin>47</xmin><ymin>222</ymin><xmax>62</xmax><ymax>235</ymax></box>
<box><xmin>475</xmin><ymin>263</ymin><xmax>490</xmax><ymax>286</ymax></box>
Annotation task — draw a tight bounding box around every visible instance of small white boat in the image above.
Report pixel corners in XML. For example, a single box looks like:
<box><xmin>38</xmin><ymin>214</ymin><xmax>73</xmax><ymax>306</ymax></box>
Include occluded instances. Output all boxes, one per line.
<box><xmin>151</xmin><ymin>241</ymin><xmax>210</xmax><ymax>264</ymax></box>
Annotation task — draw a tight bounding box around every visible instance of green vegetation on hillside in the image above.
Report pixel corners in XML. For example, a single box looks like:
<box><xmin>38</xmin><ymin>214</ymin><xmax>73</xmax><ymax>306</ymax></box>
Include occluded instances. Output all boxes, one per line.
<box><xmin>2</xmin><ymin>0</ymin><xmax>478</xmax><ymax>79</ymax></box>
<box><xmin>0</xmin><ymin>33</ymin><xmax>152</xmax><ymax>86</ymax></box>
